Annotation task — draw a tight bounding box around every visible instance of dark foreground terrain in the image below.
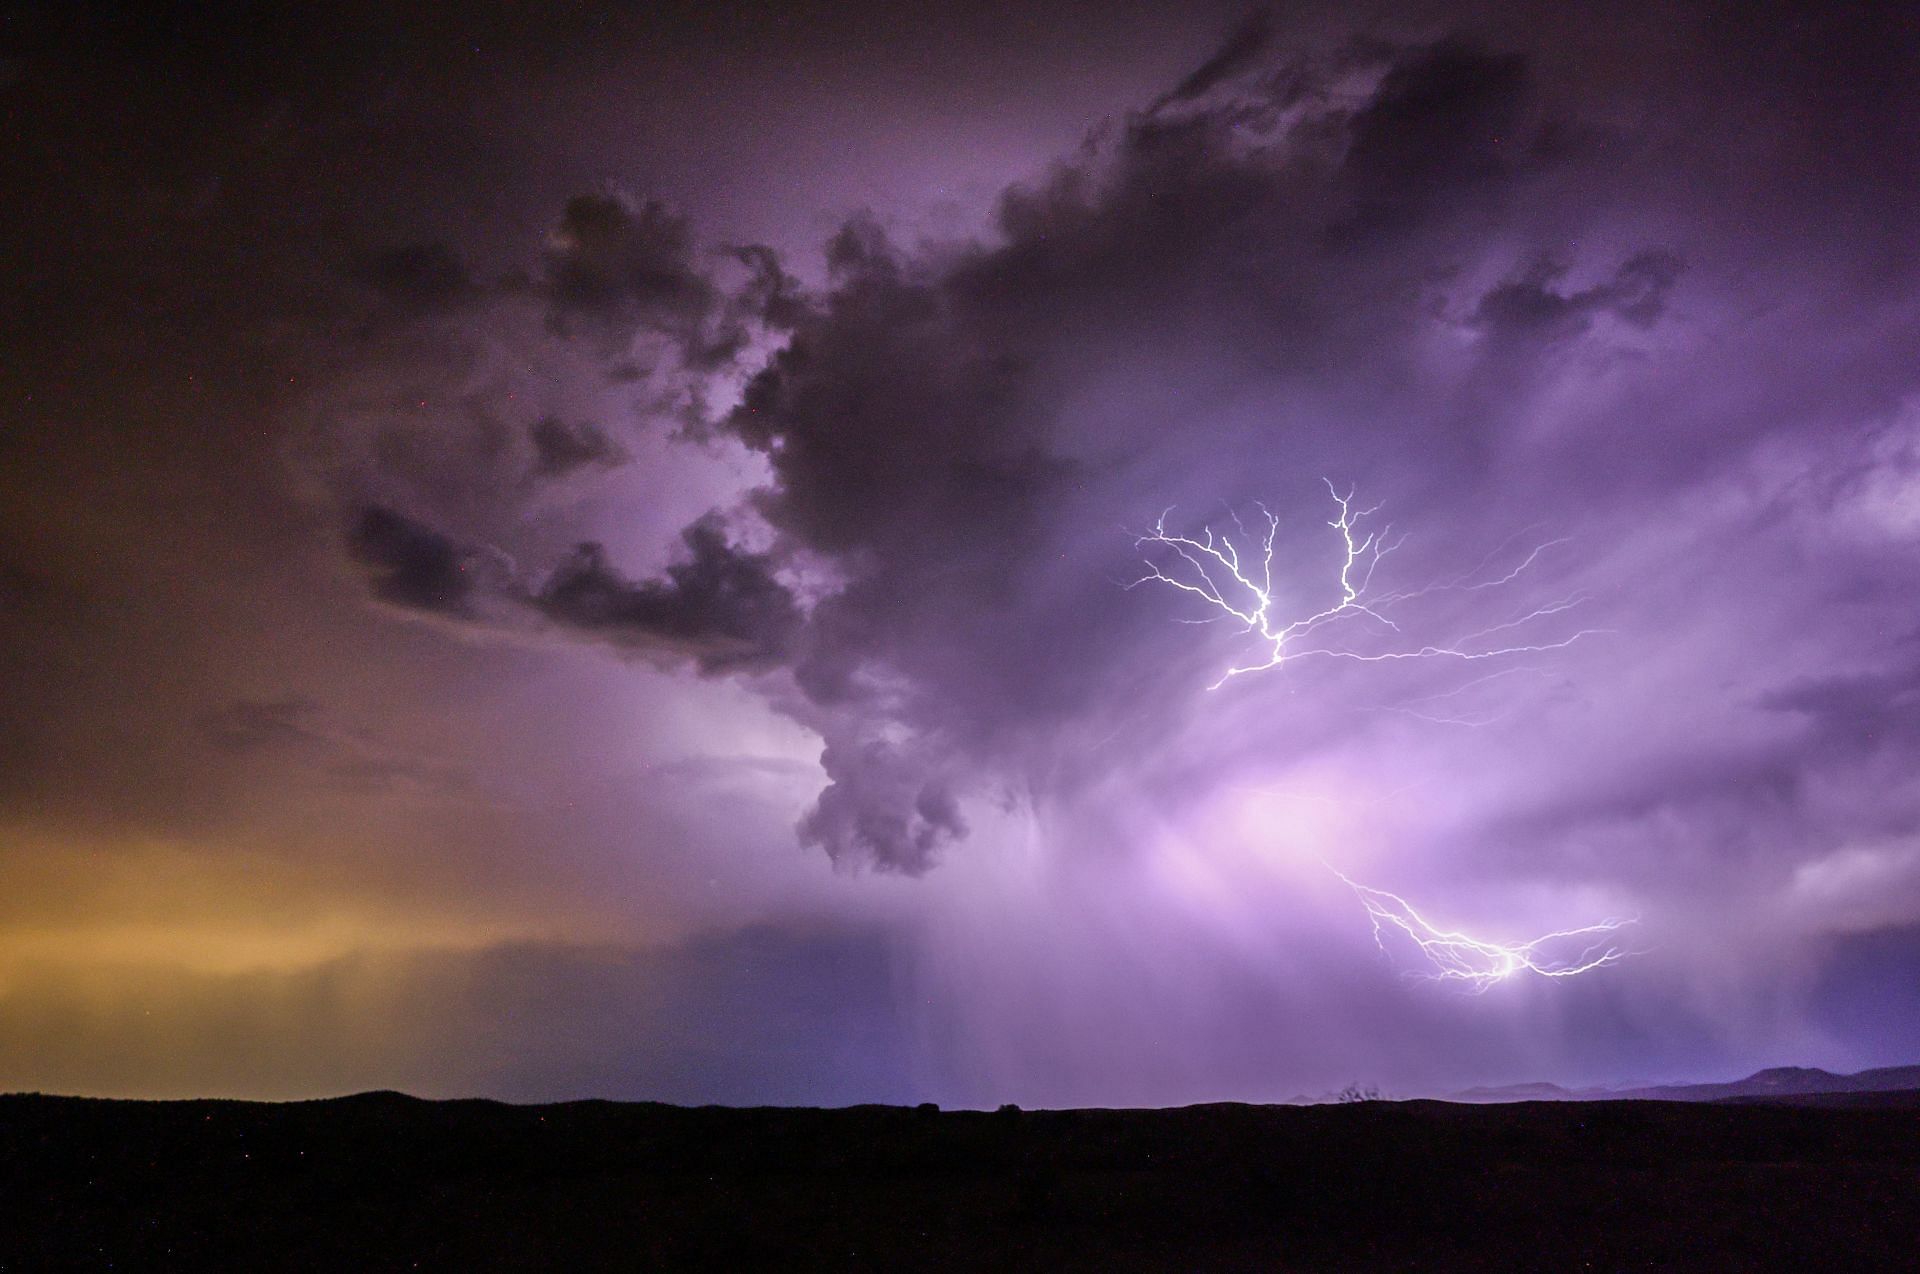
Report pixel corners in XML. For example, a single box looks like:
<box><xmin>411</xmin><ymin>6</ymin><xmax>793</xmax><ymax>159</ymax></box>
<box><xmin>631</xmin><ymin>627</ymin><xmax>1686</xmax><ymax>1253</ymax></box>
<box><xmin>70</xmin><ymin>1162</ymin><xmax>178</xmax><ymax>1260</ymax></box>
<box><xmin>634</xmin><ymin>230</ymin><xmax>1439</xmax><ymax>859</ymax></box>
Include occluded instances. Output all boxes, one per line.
<box><xmin>4</xmin><ymin>1091</ymin><xmax>1918</xmax><ymax>1271</ymax></box>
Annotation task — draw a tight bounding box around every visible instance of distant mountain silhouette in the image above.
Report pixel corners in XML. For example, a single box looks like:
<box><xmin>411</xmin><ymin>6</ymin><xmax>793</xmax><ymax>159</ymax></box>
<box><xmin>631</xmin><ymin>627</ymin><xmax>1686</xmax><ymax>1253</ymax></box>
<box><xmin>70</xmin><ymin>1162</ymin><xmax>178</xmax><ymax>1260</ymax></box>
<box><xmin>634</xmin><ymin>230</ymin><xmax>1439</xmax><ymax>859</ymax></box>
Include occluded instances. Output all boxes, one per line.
<box><xmin>1450</xmin><ymin>1063</ymin><xmax>1920</xmax><ymax>1104</ymax></box>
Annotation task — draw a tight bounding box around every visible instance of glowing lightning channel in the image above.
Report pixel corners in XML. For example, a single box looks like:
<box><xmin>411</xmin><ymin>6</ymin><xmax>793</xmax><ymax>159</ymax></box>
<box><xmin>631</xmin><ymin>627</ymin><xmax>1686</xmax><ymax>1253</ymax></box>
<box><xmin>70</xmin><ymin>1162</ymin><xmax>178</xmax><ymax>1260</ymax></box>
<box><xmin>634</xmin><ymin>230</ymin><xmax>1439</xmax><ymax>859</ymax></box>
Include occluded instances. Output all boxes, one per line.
<box><xmin>1127</xmin><ymin>482</ymin><xmax>1636</xmax><ymax>986</ymax></box>
<box><xmin>1130</xmin><ymin>480</ymin><xmax>1603</xmax><ymax>690</ymax></box>
<box><xmin>1331</xmin><ymin>868</ymin><xmax>1637</xmax><ymax>992</ymax></box>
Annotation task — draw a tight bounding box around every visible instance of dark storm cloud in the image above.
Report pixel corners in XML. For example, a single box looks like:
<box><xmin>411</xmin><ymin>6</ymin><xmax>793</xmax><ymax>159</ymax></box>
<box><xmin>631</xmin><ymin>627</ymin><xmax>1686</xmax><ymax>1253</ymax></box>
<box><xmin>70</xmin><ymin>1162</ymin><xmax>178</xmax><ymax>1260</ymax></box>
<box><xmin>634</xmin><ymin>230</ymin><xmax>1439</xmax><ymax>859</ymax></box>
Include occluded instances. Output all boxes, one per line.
<box><xmin>528</xmin><ymin>416</ymin><xmax>626</xmax><ymax>479</ymax></box>
<box><xmin>798</xmin><ymin>740</ymin><xmax>967</xmax><ymax>873</ymax></box>
<box><xmin>301</xmin><ymin>190</ymin><xmax>794</xmax><ymax>614</ymax></box>
<box><xmin>1337</xmin><ymin>41</ymin><xmax>1541</xmax><ymax>233</ymax></box>
<box><xmin>543</xmin><ymin>192</ymin><xmax>718</xmax><ymax>344</ymax></box>
<box><xmin>650</xmin><ymin>11</ymin><xmax>1919</xmax><ymax>894</ymax></box>
<box><xmin>695</xmin><ymin>33</ymin><xmax>1627</xmax><ymax>869</ymax></box>
<box><xmin>729</xmin><ymin>243</ymin><xmax>810</xmax><ymax>332</ymax></box>
<box><xmin>345</xmin><ymin>505</ymin><xmax>477</xmax><ymax>616</ymax></box>
<box><xmin>308</xmin><ymin>225</ymin><xmax>791</xmax><ymax>676</ymax></box>
<box><xmin>533</xmin><ymin>517</ymin><xmax>801</xmax><ymax>674</ymax></box>
<box><xmin>309</xmin><ymin>13</ymin><xmax>1920</xmax><ymax>897</ymax></box>
<box><xmin>487</xmin><ymin>191</ymin><xmax>798</xmax><ymax>375</ymax></box>
<box><xmin>339</xmin><ymin>495</ymin><xmax>799</xmax><ymax>677</ymax></box>
<box><xmin>1473</xmin><ymin>250</ymin><xmax>1684</xmax><ymax>339</ymax></box>
<box><xmin>1148</xmin><ymin>8</ymin><xmax>1273</xmax><ymax>111</ymax></box>
<box><xmin>718</xmin><ymin>216</ymin><xmax>1095</xmax><ymax>864</ymax></box>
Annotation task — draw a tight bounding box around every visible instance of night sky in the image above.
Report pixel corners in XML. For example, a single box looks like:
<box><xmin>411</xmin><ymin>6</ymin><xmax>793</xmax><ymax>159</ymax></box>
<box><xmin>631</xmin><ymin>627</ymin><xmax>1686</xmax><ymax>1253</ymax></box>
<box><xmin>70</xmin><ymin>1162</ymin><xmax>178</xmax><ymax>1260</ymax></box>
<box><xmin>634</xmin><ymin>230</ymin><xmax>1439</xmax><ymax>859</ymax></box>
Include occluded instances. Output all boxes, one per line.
<box><xmin>4</xmin><ymin>1</ymin><xmax>1919</xmax><ymax>1106</ymax></box>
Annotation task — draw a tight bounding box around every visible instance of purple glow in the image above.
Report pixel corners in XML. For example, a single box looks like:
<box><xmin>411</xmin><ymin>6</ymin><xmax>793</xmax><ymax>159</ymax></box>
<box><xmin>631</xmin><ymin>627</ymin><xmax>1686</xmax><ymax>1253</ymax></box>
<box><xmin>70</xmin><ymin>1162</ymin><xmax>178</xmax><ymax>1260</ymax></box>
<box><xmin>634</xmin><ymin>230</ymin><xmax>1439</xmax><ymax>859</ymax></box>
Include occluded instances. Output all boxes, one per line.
<box><xmin>5</xmin><ymin>4</ymin><xmax>1920</xmax><ymax>1106</ymax></box>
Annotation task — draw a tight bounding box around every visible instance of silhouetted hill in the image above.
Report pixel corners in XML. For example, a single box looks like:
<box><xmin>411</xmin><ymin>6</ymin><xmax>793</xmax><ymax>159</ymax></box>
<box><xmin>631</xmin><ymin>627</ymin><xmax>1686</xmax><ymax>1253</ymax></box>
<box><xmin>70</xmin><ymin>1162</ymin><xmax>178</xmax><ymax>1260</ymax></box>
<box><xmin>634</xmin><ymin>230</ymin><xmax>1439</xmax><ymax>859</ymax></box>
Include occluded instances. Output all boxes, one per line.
<box><xmin>2</xmin><ymin>1090</ymin><xmax>1918</xmax><ymax>1269</ymax></box>
<box><xmin>1450</xmin><ymin>1062</ymin><xmax>1920</xmax><ymax>1105</ymax></box>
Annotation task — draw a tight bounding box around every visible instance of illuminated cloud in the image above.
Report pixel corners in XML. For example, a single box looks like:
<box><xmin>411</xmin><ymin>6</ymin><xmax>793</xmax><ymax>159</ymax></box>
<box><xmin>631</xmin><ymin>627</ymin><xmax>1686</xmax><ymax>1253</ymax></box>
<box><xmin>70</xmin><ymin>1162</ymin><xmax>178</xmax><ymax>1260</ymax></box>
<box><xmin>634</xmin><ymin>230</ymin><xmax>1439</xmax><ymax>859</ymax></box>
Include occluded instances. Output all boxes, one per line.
<box><xmin>6</xmin><ymin>3</ymin><xmax>1920</xmax><ymax>1104</ymax></box>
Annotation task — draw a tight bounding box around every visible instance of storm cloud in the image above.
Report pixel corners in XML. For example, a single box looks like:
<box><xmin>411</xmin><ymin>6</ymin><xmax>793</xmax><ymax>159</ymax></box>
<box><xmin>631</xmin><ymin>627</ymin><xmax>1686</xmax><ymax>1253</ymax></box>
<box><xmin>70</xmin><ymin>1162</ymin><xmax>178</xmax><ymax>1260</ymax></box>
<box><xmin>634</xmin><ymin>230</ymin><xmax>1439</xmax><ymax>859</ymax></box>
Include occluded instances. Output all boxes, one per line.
<box><xmin>528</xmin><ymin>416</ymin><xmax>627</xmax><ymax>479</ymax></box>
<box><xmin>542</xmin><ymin>192</ymin><xmax>717</xmax><ymax>343</ymax></box>
<box><xmin>533</xmin><ymin>516</ymin><xmax>801</xmax><ymax>674</ymax></box>
<box><xmin>346</xmin><ymin>505</ymin><xmax>478</xmax><ymax>616</ymax></box>
<box><xmin>324</xmin><ymin>19</ymin><xmax>1920</xmax><ymax>904</ymax></box>
<box><xmin>10</xmin><ymin>1</ymin><xmax>1920</xmax><ymax>1106</ymax></box>
<box><xmin>669</xmin><ymin>35</ymin><xmax>1701</xmax><ymax>871</ymax></box>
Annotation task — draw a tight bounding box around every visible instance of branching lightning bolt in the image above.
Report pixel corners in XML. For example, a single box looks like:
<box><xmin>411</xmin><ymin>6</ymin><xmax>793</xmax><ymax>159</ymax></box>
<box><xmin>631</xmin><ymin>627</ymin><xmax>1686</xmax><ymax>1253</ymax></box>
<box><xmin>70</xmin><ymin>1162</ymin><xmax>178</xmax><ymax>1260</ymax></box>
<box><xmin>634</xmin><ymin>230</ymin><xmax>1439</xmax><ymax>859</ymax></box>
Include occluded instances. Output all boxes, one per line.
<box><xmin>1130</xmin><ymin>481</ymin><xmax>1637</xmax><ymax>988</ymax></box>
<box><xmin>1330</xmin><ymin>868</ymin><xmax>1636</xmax><ymax>992</ymax></box>
<box><xmin>1130</xmin><ymin>479</ymin><xmax>1603</xmax><ymax>690</ymax></box>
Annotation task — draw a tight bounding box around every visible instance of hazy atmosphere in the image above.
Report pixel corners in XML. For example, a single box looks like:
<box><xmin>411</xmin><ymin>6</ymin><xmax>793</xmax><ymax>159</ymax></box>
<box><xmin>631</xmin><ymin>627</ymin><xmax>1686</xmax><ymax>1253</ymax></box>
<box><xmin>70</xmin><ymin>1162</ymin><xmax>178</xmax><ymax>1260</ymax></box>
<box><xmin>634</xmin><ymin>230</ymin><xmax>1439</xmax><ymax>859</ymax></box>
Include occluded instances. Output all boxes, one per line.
<box><xmin>4</xmin><ymin>1</ymin><xmax>1918</xmax><ymax>1107</ymax></box>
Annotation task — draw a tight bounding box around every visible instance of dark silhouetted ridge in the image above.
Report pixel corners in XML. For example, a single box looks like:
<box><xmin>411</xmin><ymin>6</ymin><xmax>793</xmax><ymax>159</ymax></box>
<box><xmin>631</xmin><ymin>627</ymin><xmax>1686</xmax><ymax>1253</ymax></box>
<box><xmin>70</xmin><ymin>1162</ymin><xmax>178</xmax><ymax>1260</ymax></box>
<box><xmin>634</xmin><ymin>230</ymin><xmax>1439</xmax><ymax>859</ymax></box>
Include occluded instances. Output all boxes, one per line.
<box><xmin>3</xmin><ymin>1090</ymin><xmax>1918</xmax><ymax>1268</ymax></box>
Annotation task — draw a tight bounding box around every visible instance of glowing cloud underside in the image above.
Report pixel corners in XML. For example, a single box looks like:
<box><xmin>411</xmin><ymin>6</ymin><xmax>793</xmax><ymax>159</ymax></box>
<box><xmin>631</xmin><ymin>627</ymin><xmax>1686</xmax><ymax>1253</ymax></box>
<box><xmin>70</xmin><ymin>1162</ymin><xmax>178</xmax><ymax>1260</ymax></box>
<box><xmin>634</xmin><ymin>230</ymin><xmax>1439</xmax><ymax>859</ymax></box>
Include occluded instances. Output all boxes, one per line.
<box><xmin>1334</xmin><ymin>870</ymin><xmax>1636</xmax><ymax>992</ymax></box>
<box><xmin>1134</xmin><ymin>482</ymin><xmax>1636</xmax><ymax>988</ymax></box>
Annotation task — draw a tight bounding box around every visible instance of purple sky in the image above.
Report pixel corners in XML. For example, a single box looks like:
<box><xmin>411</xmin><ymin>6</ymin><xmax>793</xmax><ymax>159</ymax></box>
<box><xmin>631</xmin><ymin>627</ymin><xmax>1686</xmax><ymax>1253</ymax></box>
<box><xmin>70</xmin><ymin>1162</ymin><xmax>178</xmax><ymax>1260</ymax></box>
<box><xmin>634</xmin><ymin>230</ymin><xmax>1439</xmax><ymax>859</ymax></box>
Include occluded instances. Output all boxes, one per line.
<box><xmin>3</xmin><ymin>1</ymin><xmax>1919</xmax><ymax>1105</ymax></box>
